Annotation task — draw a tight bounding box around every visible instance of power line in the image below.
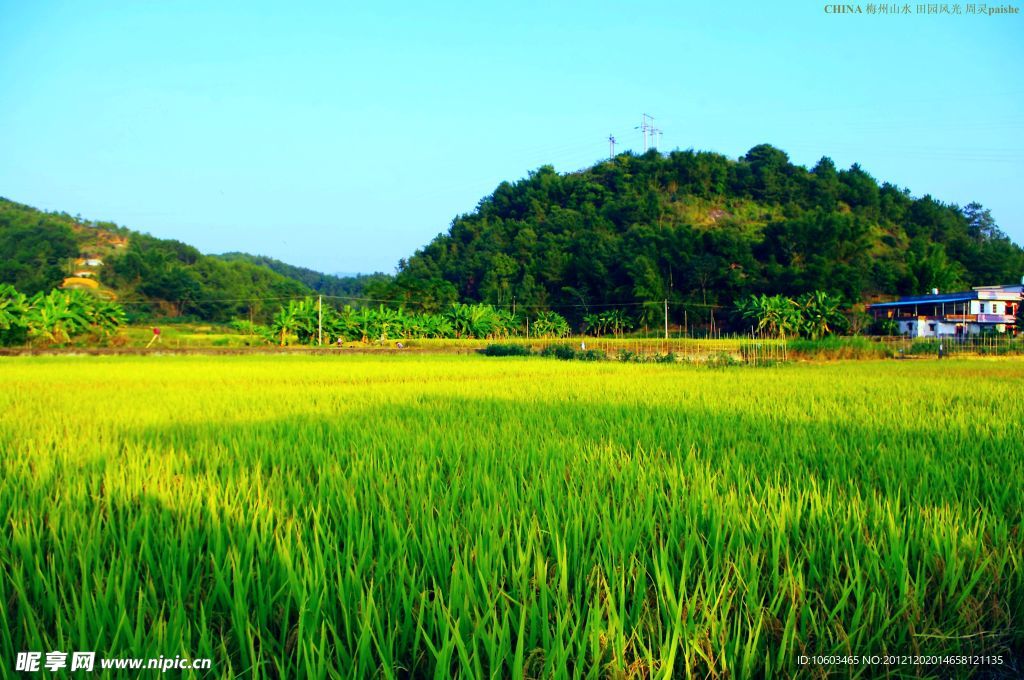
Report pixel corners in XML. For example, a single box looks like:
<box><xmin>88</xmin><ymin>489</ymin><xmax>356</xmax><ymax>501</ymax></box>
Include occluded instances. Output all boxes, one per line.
<box><xmin>114</xmin><ymin>295</ymin><xmax>306</xmax><ymax>305</ymax></box>
<box><xmin>109</xmin><ymin>291</ymin><xmax>727</xmax><ymax>312</ymax></box>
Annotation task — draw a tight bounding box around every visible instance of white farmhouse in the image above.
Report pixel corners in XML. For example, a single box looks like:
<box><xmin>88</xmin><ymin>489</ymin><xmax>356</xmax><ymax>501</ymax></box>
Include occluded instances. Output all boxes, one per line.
<box><xmin>868</xmin><ymin>283</ymin><xmax>1021</xmax><ymax>338</ymax></box>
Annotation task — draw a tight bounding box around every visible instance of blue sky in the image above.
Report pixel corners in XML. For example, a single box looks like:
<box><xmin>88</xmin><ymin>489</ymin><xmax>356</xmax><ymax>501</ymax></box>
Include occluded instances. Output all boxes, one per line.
<box><xmin>1</xmin><ymin>1</ymin><xmax>1021</xmax><ymax>274</ymax></box>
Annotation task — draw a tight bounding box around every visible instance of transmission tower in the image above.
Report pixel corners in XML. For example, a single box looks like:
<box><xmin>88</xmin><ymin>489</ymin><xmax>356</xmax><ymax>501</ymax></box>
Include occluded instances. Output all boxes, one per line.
<box><xmin>636</xmin><ymin>113</ymin><xmax>654</xmax><ymax>152</ymax></box>
<box><xmin>650</xmin><ymin>126</ymin><xmax>663</xmax><ymax>149</ymax></box>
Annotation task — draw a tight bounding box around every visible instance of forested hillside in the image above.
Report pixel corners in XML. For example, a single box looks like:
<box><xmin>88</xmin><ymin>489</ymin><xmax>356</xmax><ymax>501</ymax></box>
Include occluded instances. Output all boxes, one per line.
<box><xmin>5</xmin><ymin>144</ymin><xmax>1022</xmax><ymax>326</ymax></box>
<box><xmin>0</xmin><ymin>199</ymin><xmax>81</xmax><ymax>295</ymax></box>
<box><xmin>214</xmin><ymin>252</ymin><xmax>391</xmax><ymax>300</ymax></box>
<box><xmin>0</xmin><ymin>198</ymin><xmax>312</xmax><ymax>321</ymax></box>
<box><xmin>380</xmin><ymin>146</ymin><xmax>1024</xmax><ymax>323</ymax></box>
<box><xmin>104</xmin><ymin>234</ymin><xmax>312</xmax><ymax>321</ymax></box>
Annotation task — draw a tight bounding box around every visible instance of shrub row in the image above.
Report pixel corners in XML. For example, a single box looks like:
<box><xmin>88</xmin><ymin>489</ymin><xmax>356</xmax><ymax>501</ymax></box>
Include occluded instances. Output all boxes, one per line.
<box><xmin>481</xmin><ymin>344</ymin><xmax>607</xmax><ymax>361</ymax></box>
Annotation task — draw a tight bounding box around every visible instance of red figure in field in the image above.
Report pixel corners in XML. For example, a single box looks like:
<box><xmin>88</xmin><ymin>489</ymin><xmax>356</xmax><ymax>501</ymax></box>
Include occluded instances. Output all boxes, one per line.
<box><xmin>146</xmin><ymin>327</ymin><xmax>161</xmax><ymax>348</ymax></box>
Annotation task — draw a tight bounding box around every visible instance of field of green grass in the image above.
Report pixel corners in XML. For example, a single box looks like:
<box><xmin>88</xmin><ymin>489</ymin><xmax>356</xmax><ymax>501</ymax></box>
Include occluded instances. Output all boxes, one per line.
<box><xmin>116</xmin><ymin>323</ymin><xmax>260</xmax><ymax>348</ymax></box>
<box><xmin>1</xmin><ymin>355</ymin><xmax>1021</xmax><ymax>678</ymax></box>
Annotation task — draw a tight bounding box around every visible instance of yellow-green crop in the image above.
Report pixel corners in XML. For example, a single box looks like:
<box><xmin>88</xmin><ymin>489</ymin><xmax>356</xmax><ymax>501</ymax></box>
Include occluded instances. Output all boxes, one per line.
<box><xmin>1</xmin><ymin>355</ymin><xmax>1021</xmax><ymax>678</ymax></box>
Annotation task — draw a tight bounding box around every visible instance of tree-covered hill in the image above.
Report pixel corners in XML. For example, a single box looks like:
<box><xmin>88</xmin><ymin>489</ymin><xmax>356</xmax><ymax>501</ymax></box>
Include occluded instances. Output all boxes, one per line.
<box><xmin>0</xmin><ymin>198</ymin><xmax>315</xmax><ymax>322</ymax></box>
<box><xmin>380</xmin><ymin>146</ymin><xmax>1024</xmax><ymax>323</ymax></box>
<box><xmin>105</xmin><ymin>234</ymin><xmax>314</xmax><ymax>321</ymax></box>
<box><xmin>214</xmin><ymin>252</ymin><xmax>391</xmax><ymax>301</ymax></box>
<box><xmin>5</xmin><ymin>144</ymin><xmax>1022</xmax><ymax>328</ymax></box>
<box><xmin>0</xmin><ymin>198</ymin><xmax>81</xmax><ymax>295</ymax></box>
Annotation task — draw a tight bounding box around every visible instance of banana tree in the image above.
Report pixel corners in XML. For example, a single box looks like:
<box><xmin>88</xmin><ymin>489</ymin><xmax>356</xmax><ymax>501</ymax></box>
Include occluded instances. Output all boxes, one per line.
<box><xmin>738</xmin><ymin>294</ymin><xmax>800</xmax><ymax>338</ymax></box>
<box><xmin>600</xmin><ymin>309</ymin><xmax>631</xmax><ymax>337</ymax></box>
<box><xmin>330</xmin><ymin>305</ymin><xmax>363</xmax><ymax>342</ymax></box>
<box><xmin>797</xmin><ymin>291</ymin><xmax>846</xmax><ymax>339</ymax></box>
<box><xmin>421</xmin><ymin>313</ymin><xmax>454</xmax><ymax>339</ymax></box>
<box><xmin>0</xmin><ymin>284</ymin><xmax>28</xmax><ymax>331</ymax></box>
<box><xmin>0</xmin><ymin>284</ymin><xmax>29</xmax><ymax>346</ymax></box>
<box><xmin>26</xmin><ymin>290</ymin><xmax>91</xmax><ymax>345</ymax></box>
<box><xmin>400</xmin><ymin>309</ymin><xmax>425</xmax><ymax>339</ymax></box>
<box><xmin>286</xmin><ymin>298</ymin><xmax>318</xmax><ymax>344</ymax></box>
<box><xmin>467</xmin><ymin>303</ymin><xmax>498</xmax><ymax>339</ymax></box>
<box><xmin>374</xmin><ymin>305</ymin><xmax>403</xmax><ymax>341</ymax></box>
<box><xmin>271</xmin><ymin>306</ymin><xmax>297</xmax><ymax>346</ymax></box>
<box><xmin>448</xmin><ymin>303</ymin><xmax>474</xmax><ymax>338</ymax></box>
<box><xmin>87</xmin><ymin>297</ymin><xmax>128</xmax><ymax>337</ymax></box>
<box><xmin>493</xmin><ymin>309</ymin><xmax>520</xmax><ymax>339</ymax></box>
<box><xmin>350</xmin><ymin>307</ymin><xmax>376</xmax><ymax>342</ymax></box>
<box><xmin>532</xmin><ymin>311</ymin><xmax>570</xmax><ymax>338</ymax></box>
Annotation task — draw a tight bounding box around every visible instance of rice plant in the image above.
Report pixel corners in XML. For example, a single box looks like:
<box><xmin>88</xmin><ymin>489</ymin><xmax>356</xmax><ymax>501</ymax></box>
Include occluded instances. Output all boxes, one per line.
<box><xmin>1</xmin><ymin>356</ymin><xmax>1021</xmax><ymax>678</ymax></box>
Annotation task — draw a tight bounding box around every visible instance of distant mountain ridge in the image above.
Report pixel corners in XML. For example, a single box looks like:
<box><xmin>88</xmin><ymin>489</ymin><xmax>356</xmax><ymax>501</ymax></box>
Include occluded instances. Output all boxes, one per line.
<box><xmin>213</xmin><ymin>252</ymin><xmax>390</xmax><ymax>301</ymax></box>
<box><xmin>0</xmin><ymin>197</ymin><xmax>390</xmax><ymax>321</ymax></box>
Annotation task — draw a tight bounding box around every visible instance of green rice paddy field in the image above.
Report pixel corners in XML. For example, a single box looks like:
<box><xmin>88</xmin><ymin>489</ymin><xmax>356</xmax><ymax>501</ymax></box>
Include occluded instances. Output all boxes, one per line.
<box><xmin>1</xmin><ymin>355</ymin><xmax>1022</xmax><ymax>678</ymax></box>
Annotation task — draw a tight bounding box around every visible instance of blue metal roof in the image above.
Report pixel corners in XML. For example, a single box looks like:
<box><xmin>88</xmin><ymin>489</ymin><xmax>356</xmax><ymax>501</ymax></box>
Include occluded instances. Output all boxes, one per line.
<box><xmin>869</xmin><ymin>291</ymin><xmax>976</xmax><ymax>308</ymax></box>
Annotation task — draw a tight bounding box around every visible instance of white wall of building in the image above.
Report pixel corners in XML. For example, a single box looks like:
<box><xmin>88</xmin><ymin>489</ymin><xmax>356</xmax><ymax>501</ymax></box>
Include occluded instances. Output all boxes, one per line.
<box><xmin>900</xmin><ymin>319</ymin><xmax>982</xmax><ymax>338</ymax></box>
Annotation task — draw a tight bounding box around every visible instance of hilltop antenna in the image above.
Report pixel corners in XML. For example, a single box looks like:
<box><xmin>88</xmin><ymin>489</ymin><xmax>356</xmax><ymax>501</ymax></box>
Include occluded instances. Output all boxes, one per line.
<box><xmin>608</xmin><ymin>134</ymin><xmax>616</xmax><ymax>158</ymax></box>
<box><xmin>653</xmin><ymin>127</ymin><xmax>663</xmax><ymax>149</ymax></box>
<box><xmin>636</xmin><ymin>113</ymin><xmax>654</xmax><ymax>152</ymax></box>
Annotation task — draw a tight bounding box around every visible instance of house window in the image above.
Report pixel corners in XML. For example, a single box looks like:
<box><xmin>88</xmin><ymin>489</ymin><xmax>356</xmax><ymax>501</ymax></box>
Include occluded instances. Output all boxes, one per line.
<box><xmin>928</xmin><ymin>324</ymin><xmax>936</xmax><ymax>332</ymax></box>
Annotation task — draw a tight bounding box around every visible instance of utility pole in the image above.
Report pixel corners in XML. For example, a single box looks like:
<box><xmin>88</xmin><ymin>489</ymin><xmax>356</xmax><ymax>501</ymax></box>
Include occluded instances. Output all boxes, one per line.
<box><xmin>512</xmin><ymin>296</ymin><xmax>516</xmax><ymax>317</ymax></box>
<box><xmin>664</xmin><ymin>299</ymin><xmax>669</xmax><ymax>340</ymax></box>
<box><xmin>317</xmin><ymin>295</ymin><xmax>323</xmax><ymax>346</ymax></box>
<box><xmin>608</xmin><ymin>134</ymin><xmax>616</xmax><ymax>159</ymax></box>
